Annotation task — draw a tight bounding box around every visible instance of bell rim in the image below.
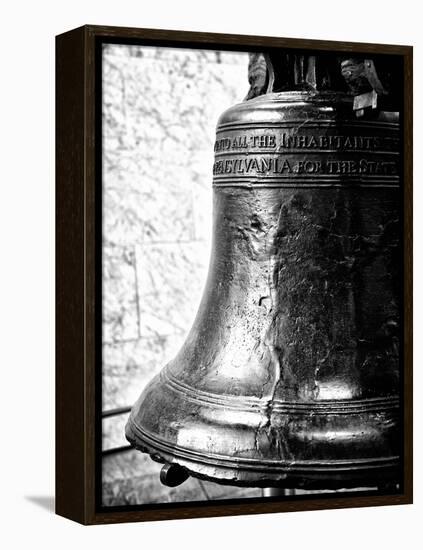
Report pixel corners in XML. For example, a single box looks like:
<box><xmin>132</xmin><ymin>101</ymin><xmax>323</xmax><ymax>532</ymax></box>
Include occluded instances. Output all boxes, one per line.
<box><xmin>125</xmin><ymin>419</ymin><xmax>400</xmax><ymax>490</ymax></box>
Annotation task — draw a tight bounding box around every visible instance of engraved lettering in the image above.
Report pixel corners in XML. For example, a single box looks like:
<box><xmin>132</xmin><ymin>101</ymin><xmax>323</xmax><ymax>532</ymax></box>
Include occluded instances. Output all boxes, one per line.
<box><xmin>260</xmin><ymin>157</ymin><xmax>272</xmax><ymax>173</ymax></box>
<box><xmin>296</xmin><ymin>161</ymin><xmax>322</xmax><ymax>174</ymax></box>
<box><xmin>278</xmin><ymin>159</ymin><xmax>292</xmax><ymax>173</ymax></box>
<box><xmin>308</xmin><ymin>136</ymin><xmax>318</xmax><ymax>148</ymax></box>
<box><xmin>250</xmin><ymin>135</ymin><xmax>277</xmax><ymax>148</ymax></box>
<box><xmin>214</xmin><ymin>138</ymin><xmax>231</xmax><ymax>152</ymax></box>
<box><xmin>213</xmin><ymin>133</ymin><xmax>401</xmax><ymax>153</ymax></box>
<box><xmin>213</xmin><ymin>126</ymin><xmax>399</xmax><ymax>182</ymax></box>
<box><xmin>214</xmin><ymin>155</ymin><xmax>398</xmax><ymax>177</ymax></box>
<box><xmin>232</xmin><ymin>136</ymin><xmax>248</xmax><ymax>149</ymax></box>
<box><xmin>277</xmin><ymin>133</ymin><xmax>398</xmax><ymax>151</ymax></box>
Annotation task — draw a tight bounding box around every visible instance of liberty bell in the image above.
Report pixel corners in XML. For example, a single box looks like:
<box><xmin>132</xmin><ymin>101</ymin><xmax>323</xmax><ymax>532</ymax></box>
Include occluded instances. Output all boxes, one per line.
<box><xmin>126</xmin><ymin>51</ymin><xmax>401</xmax><ymax>491</ymax></box>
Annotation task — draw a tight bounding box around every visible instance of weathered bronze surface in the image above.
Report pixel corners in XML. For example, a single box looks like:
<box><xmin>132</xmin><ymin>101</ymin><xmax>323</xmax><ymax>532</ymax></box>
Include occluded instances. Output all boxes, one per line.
<box><xmin>126</xmin><ymin>54</ymin><xmax>400</xmax><ymax>490</ymax></box>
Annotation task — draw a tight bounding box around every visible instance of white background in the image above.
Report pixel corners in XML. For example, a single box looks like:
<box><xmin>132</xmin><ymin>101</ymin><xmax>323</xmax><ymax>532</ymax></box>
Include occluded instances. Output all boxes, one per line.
<box><xmin>0</xmin><ymin>0</ymin><xmax>420</xmax><ymax>548</ymax></box>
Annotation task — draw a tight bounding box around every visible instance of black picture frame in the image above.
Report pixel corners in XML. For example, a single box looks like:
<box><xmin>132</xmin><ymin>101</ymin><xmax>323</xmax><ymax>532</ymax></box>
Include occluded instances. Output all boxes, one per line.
<box><xmin>56</xmin><ymin>25</ymin><xmax>413</xmax><ymax>525</ymax></box>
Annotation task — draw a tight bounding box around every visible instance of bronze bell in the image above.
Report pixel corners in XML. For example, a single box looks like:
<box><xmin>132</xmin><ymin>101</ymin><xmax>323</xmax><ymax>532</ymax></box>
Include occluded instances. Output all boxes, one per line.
<box><xmin>126</xmin><ymin>52</ymin><xmax>401</xmax><ymax>491</ymax></box>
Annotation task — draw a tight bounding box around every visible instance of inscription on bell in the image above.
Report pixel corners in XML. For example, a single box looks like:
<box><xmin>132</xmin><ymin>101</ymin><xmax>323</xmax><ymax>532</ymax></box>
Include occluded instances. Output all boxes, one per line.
<box><xmin>278</xmin><ymin>133</ymin><xmax>398</xmax><ymax>150</ymax></box>
<box><xmin>214</xmin><ymin>134</ymin><xmax>275</xmax><ymax>151</ymax></box>
<box><xmin>214</xmin><ymin>132</ymin><xmax>399</xmax><ymax>152</ymax></box>
<box><xmin>213</xmin><ymin>129</ymin><xmax>399</xmax><ymax>182</ymax></box>
<box><xmin>213</xmin><ymin>156</ymin><xmax>398</xmax><ymax>177</ymax></box>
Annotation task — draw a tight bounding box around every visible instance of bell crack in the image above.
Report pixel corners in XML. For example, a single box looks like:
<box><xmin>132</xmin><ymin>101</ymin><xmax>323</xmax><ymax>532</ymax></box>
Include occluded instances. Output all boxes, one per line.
<box><xmin>312</xmin><ymin>347</ymin><xmax>332</xmax><ymax>398</ymax></box>
<box><xmin>254</xmin><ymin>202</ymin><xmax>293</xmax><ymax>461</ymax></box>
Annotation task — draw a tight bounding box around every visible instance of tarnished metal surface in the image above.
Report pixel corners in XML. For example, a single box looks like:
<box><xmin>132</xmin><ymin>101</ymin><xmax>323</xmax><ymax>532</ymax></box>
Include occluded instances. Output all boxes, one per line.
<box><xmin>126</xmin><ymin>83</ymin><xmax>400</xmax><ymax>489</ymax></box>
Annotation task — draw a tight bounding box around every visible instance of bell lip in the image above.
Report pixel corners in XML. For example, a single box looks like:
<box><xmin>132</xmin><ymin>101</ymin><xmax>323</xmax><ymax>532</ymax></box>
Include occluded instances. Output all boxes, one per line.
<box><xmin>216</xmin><ymin>91</ymin><xmax>354</xmax><ymax>128</ymax></box>
<box><xmin>125</xmin><ymin>418</ymin><xmax>400</xmax><ymax>490</ymax></box>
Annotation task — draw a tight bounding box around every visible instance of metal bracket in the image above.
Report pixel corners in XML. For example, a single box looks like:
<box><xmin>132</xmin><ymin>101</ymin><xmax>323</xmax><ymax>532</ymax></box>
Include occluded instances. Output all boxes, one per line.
<box><xmin>353</xmin><ymin>90</ymin><xmax>379</xmax><ymax>117</ymax></box>
<box><xmin>353</xmin><ymin>59</ymin><xmax>388</xmax><ymax>117</ymax></box>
